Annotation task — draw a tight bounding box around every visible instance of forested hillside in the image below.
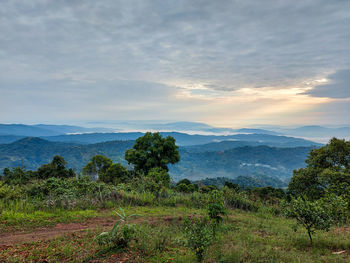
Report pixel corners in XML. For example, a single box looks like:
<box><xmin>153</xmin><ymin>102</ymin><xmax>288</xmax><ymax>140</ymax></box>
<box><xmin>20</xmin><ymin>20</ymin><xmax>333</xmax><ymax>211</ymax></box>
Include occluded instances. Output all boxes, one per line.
<box><xmin>0</xmin><ymin>137</ymin><xmax>134</xmax><ymax>171</ymax></box>
<box><xmin>0</xmin><ymin>137</ymin><xmax>312</xmax><ymax>184</ymax></box>
<box><xmin>171</xmin><ymin>146</ymin><xmax>310</xmax><ymax>181</ymax></box>
<box><xmin>42</xmin><ymin>132</ymin><xmax>322</xmax><ymax>147</ymax></box>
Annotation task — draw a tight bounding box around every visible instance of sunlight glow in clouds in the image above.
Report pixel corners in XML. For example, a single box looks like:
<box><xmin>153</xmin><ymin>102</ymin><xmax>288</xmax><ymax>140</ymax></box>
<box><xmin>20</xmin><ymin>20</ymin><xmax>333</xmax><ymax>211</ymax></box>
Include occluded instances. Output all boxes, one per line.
<box><xmin>0</xmin><ymin>0</ymin><xmax>349</xmax><ymax>126</ymax></box>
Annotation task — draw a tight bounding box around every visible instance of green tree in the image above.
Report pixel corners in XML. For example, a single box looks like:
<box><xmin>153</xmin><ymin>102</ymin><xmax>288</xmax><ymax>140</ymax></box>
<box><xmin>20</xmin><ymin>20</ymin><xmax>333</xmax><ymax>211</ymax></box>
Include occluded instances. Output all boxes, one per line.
<box><xmin>82</xmin><ymin>155</ymin><xmax>113</xmax><ymax>181</ymax></box>
<box><xmin>36</xmin><ymin>156</ymin><xmax>75</xmax><ymax>179</ymax></box>
<box><xmin>125</xmin><ymin>132</ymin><xmax>180</xmax><ymax>174</ymax></box>
<box><xmin>288</xmin><ymin>138</ymin><xmax>350</xmax><ymax>201</ymax></box>
<box><xmin>283</xmin><ymin>196</ymin><xmax>334</xmax><ymax>245</ymax></box>
<box><xmin>100</xmin><ymin>163</ymin><xmax>129</xmax><ymax>185</ymax></box>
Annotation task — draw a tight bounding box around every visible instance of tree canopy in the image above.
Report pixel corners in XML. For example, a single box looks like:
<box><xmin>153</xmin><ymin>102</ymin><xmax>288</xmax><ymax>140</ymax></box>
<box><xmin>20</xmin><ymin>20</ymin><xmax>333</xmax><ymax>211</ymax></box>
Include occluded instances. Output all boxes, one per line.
<box><xmin>125</xmin><ymin>132</ymin><xmax>180</xmax><ymax>174</ymax></box>
<box><xmin>288</xmin><ymin>138</ymin><xmax>350</xmax><ymax>201</ymax></box>
<box><xmin>37</xmin><ymin>155</ymin><xmax>75</xmax><ymax>179</ymax></box>
<box><xmin>82</xmin><ymin>155</ymin><xmax>113</xmax><ymax>181</ymax></box>
<box><xmin>99</xmin><ymin>163</ymin><xmax>130</xmax><ymax>185</ymax></box>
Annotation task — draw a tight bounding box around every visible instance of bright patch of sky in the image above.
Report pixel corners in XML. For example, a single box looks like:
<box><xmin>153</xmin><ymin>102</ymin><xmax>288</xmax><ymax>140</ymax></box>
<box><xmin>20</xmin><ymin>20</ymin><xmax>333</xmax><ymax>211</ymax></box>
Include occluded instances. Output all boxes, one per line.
<box><xmin>0</xmin><ymin>0</ymin><xmax>349</xmax><ymax>127</ymax></box>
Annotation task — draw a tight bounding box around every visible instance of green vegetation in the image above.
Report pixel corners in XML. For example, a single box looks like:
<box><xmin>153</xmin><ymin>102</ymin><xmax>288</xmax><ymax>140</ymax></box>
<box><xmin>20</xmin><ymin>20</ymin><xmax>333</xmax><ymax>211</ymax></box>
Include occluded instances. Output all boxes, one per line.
<box><xmin>183</xmin><ymin>217</ymin><xmax>214</xmax><ymax>262</ymax></box>
<box><xmin>288</xmin><ymin>138</ymin><xmax>350</xmax><ymax>203</ymax></box>
<box><xmin>0</xmin><ymin>135</ymin><xmax>349</xmax><ymax>262</ymax></box>
<box><xmin>94</xmin><ymin>208</ymin><xmax>139</xmax><ymax>249</ymax></box>
<box><xmin>207</xmin><ymin>190</ymin><xmax>226</xmax><ymax>236</ymax></box>
<box><xmin>283</xmin><ymin>197</ymin><xmax>334</xmax><ymax>245</ymax></box>
<box><xmin>125</xmin><ymin>131</ymin><xmax>180</xmax><ymax>174</ymax></box>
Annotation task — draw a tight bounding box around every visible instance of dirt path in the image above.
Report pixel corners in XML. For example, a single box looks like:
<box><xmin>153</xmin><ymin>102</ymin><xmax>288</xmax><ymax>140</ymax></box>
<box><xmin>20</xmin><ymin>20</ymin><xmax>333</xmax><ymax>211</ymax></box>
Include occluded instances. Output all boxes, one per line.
<box><xmin>0</xmin><ymin>217</ymin><xmax>117</xmax><ymax>247</ymax></box>
<box><xmin>0</xmin><ymin>215</ymin><xmax>181</xmax><ymax>247</ymax></box>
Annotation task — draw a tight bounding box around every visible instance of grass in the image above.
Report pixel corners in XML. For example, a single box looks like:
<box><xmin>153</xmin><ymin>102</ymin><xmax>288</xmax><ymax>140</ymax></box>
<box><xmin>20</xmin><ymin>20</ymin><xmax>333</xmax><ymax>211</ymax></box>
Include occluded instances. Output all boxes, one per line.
<box><xmin>0</xmin><ymin>203</ymin><xmax>204</xmax><ymax>232</ymax></box>
<box><xmin>0</xmin><ymin>209</ymin><xmax>100</xmax><ymax>232</ymax></box>
<box><xmin>1</xmin><ymin>206</ymin><xmax>349</xmax><ymax>262</ymax></box>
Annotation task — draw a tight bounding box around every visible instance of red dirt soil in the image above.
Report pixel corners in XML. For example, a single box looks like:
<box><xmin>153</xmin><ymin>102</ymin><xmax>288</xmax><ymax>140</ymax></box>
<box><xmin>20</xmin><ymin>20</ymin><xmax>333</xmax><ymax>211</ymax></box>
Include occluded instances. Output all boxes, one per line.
<box><xmin>0</xmin><ymin>215</ymin><xmax>183</xmax><ymax>247</ymax></box>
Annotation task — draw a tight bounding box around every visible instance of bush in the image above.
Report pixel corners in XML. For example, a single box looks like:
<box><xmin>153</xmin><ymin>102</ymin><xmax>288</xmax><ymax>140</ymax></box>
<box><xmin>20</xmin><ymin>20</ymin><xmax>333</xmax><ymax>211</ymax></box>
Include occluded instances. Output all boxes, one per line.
<box><xmin>183</xmin><ymin>217</ymin><xmax>214</xmax><ymax>262</ymax></box>
<box><xmin>0</xmin><ymin>181</ymin><xmax>23</xmax><ymax>200</ymax></box>
<box><xmin>207</xmin><ymin>190</ymin><xmax>226</xmax><ymax>224</ymax></box>
<box><xmin>207</xmin><ymin>190</ymin><xmax>226</xmax><ymax>236</ymax></box>
<box><xmin>95</xmin><ymin>208</ymin><xmax>139</xmax><ymax>249</ymax></box>
<box><xmin>22</xmin><ymin>177</ymin><xmax>120</xmax><ymax>209</ymax></box>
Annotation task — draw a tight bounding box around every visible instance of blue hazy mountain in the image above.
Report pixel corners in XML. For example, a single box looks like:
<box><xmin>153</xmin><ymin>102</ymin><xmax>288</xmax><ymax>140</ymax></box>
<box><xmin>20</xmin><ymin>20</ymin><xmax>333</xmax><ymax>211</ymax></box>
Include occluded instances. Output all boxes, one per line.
<box><xmin>0</xmin><ymin>124</ymin><xmax>114</xmax><ymax>137</ymax></box>
<box><xmin>0</xmin><ymin>137</ymin><xmax>313</xmax><ymax>183</ymax></box>
<box><xmin>171</xmin><ymin>145</ymin><xmax>311</xmax><ymax>181</ymax></box>
<box><xmin>85</xmin><ymin>121</ymin><xmax>280</xmax><ymax>135</ymax></box>
<box><xmin>0</xmin><ymin>135</ymin><xmax>26</xmax><ymax>144</ymax></box>
<box><xmin>1</xmin><ymin>122</ymin><xmax>348</xmax><ymax>143</ymax></box>
<box><xmin>282</xmin><ymin>125</ymin><xmax>350</xmax><ymax>138</ymax></box>
<box><xmin>41</xmin><ymin>132</ymin><xmax>321</xmax><ymax>147</ymax></box>
<box><xmin>0</xmin><ymin>137</ymin><xmax>134</xmax><ymax>171</ymax></box>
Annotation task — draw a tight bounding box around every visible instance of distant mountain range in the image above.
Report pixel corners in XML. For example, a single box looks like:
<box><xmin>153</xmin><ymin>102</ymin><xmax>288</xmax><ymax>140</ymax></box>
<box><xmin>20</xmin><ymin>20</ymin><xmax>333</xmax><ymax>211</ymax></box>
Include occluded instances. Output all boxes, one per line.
<box><xmin>0</xmin><ymin>132</ymin><xmax>321</xmax><ymax>147</ymax></box>
<box><xmin>0</xmin><ymin>122</ymin><xmax>348</xmax><ymax>143</ymax></box>
<box><xmin>172</xmin><ymin>145</ymin><xmax>311</xmax><ymax>182</ymax></box>
<box><xmin>277</xmin><ymin>126</ymin><xmax>350</xmax><ymax>142</ymax></box>
<box><xmin>0</xmin><ymin>124</ymin><xmax>115</xmax><ymax>137</ymax></box>
<box><xmin>84</xmin><ymin>121</ymin><xmax>281</xmax><ymax>135</ymax></box>
<box><xmin>0</xmin><ymin>136</ymin><xmax>313</xmax><ymax>185</ymax></box>
<box><xmin>1</xmin><ymin>122</ymin><xmax>345</xmax><ymax>187</ymax></box>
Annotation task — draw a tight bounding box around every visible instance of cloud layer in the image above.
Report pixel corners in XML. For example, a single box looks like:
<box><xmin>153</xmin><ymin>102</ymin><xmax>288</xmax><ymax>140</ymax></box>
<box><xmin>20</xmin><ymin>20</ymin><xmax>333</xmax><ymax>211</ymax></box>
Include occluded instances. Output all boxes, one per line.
<box><xmin>0</xmin><ymin>0</ymin><xmax>349</xmax><ymax>126</ymax></box>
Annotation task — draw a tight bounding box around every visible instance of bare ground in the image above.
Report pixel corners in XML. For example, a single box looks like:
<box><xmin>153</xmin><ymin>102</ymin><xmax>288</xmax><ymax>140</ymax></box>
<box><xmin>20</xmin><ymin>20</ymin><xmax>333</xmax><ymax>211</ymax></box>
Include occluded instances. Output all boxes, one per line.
<box><xmin>0</xmin><ymin>215</ymin><xmax>183</xmax><ymax>247</ymax></box>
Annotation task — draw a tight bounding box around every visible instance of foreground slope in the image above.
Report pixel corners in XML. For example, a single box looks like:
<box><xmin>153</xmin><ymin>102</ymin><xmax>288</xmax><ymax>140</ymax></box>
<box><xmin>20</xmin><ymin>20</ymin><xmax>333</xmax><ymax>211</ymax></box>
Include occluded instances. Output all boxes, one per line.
<box><xmin>0</xmin><ymin>205</ymin><xmax>349</xmax><ymax>262</ymax></box>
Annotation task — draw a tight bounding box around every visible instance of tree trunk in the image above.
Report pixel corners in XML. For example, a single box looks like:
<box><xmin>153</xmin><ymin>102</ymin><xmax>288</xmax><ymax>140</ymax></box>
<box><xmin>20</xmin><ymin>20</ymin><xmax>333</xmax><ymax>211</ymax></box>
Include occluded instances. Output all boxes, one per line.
<box><xmin>308</xmin><ymin>230</ymin><xmax>313</xmax><ymax>246</ymax></box>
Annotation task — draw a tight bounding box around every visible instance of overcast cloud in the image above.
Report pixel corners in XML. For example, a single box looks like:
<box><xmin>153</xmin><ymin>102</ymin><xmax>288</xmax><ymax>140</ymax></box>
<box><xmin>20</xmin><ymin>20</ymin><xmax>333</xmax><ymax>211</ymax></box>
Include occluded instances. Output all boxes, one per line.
<box><xmin>0</xmin><ymin>0</ymin><xmax>349</xmax><ymax>126</ymax></box>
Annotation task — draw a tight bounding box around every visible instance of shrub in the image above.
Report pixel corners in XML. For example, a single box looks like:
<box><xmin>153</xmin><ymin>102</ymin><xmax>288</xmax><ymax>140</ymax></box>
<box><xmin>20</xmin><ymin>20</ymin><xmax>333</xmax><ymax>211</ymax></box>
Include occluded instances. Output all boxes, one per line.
<box><xmin>0</xmin><ymin>182</ymin><xmax>23</xmax><ymax>200</ymax></box>
<box><xmin>94</xmin><ymin>208</ymin><xmax>139</xmax><ymax>249</ymax></box>
<box><xmin>2</xmin><ymin>167</ymin><xmax>32</xmax><ymax>185</ymax></box>
<box><xmin>207</xmin><ymin>190</ymin><xmax>226</xmax><ymax>224</ymax></box>
<box><xmin>147</xmin><ymin>167</ymin><xmax>171</xmax><ymax>193</ymax></box>
<box><xmin>183</xmin><ymin>217</ymin><xmax>214</xmax><ymax>262</ymax></box>
<box><xmin>207</xmin><ymin>190</ymin><xmax>226</xmax><ymax>236</ymax></box>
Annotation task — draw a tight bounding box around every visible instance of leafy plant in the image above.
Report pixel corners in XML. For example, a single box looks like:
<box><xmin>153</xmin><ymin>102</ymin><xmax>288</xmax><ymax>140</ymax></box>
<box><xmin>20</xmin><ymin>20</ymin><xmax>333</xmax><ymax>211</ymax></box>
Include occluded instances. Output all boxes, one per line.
<box><xmin>207</xmin><ymin>190</ymin><xmax>226</xmax><ymax>236</ymax></box>
<box><xmin>183</xmin><ymin>217</ymin><xmax>213</xmax><ymax>262</ymax></box>
<box><xmin>283</xmin><ymin>196</ymin><xmax>333</xmax><ymax>245</ymax></box>
<box><xmin>94</xmin><ymin>207</ymin><xmax>139</xmax><ymax>249</ymax></box>
<box><xmin>207</xmin><ymin>190</ymin><xmax>226</xmax><ymax>223</ymax></box>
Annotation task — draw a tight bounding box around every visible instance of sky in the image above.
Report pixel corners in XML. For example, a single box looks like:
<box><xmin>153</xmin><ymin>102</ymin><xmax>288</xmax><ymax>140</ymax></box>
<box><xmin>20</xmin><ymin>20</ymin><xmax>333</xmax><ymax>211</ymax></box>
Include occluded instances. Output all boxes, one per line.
<box><xmin>0</xmin><ymin>0</ymin><xmax>349</xmax><ymax>128</ymax></box>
